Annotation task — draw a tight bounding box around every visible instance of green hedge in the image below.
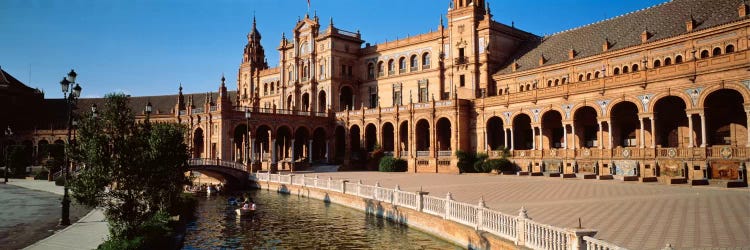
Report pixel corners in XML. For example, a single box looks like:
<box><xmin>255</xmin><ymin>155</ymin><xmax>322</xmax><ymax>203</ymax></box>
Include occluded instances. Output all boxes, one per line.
<box><xmin>484</xmin><ymin>158</ymin><xmax>515</xmax><ymax>172</ymax></box>
<box><xmin>379</xmin><ymin>156</ymin><xmax>407</xmax><ymax>172</ymax></box>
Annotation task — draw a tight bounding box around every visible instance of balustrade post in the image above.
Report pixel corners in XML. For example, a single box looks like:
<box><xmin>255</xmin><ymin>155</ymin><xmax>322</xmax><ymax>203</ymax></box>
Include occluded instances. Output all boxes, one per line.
<box><xmin>357</xmin><ymin>180</ymin><xmax>363</xmax><ymax>197</ymax></box>
<box><xmin>394</xmin><ymin>185</ymin><xmax>400</xmax><ymax>205</ymax></box>
<box><xmin>341</xmin><ymin>180</ymin><xmax>348</xmax><ymax>194</ymax></box>
<box><xmin>567</xmin><ymin>228</ymin><xmax>598</xmax><ymax>250</ymax></box>
<box><xmin>328</xmin><ymin>177</ymin><xmax>333</xmax><ymax>190</ymax></box>
<box><xmin>415</xmin><ymin>187</ymin><xmax>427</xmax><ymax>212</ymax></box>
<box><xmin>314</xmin><ymin>175</ymin><xmax>319</xmax><ymax>188</ymax></box>
<box><xmin>476</xmin><ymin>196</ymin><xmax>486</xmax><ymax>231</ymax></box>
<box><xmin>444</xmin><ymin>192</ymin><xmax>453</xmax><ymax>220</ymax></box>
<box><xmin>289</xmin><ymin>174</ymin><xmax>295</xmax><ymax>185</ymax></box>
<box><xmin>517</xmin><ymin>207</ymin><xmax>531</xmax><ymax>246</ymax></box>
<box><xmin>301</xmin><ymin>174</ymin><xmax>307</xmax><ymax>187</ymax></box>
<box><xmin>374</xmin><ymin>182</ymin><xmax>381</xmax><ymax>200</ymax></box>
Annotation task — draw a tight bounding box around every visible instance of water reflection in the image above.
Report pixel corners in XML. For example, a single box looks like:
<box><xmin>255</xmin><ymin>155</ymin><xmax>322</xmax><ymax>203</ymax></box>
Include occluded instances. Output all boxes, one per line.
<box><xmin>183</xmin><ymin>189</ymin><xmax>460</xmax><ymax>249</ymax></box>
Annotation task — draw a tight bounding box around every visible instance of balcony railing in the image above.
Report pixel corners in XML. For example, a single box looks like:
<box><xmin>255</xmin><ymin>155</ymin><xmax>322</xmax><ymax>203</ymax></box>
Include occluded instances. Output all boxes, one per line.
<box><xmin>454</xmin><ymin>57</ymin><xmax>469</xmax><ymax>65</ymax></box>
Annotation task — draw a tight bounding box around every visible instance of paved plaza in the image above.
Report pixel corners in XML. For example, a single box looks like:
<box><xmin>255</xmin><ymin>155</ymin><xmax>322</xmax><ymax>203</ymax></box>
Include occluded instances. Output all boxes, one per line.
<box><xmin>306</xmin><ymin>171</ymin><xmax>750</xmax><ymax>249</ymax></box>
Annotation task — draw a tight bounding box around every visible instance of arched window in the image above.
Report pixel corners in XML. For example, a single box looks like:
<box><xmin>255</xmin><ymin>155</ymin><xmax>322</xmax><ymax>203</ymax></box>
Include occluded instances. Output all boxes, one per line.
<box><xmin>520</xmin><ymin>85</ymin><xmax>525</xmax><ymax>91</ymax></box>
<box><xmin>613</xmin><ymin>67</ymin><xmax>620</xmax><ymax>75</ymax></box>
<box><xmin>712</xmin><ymin>47</ymin><xmax>722</xmax><ymax>56</ymax></box>
<box><xmin>422</xmin><ymin>52</ymin><xmax>431</xmax><ymax>69</ymax></box>
<box><xmin>398</xmin><ymin>57</ymin><xmax>406</xmax><ymax>72</ymax></box>
<box><xmin>622</xmin><ymin>66</ymin><xmax>629</xmax><ymax>73</ymax></box>
<box><xmin>554</xmin><ymin>79</ymin><xmax>559</xmax><ymax>86</ymax></box>
<box><xmin>498</xmin><ymin>89</ymin><xmax>503</xmax><ymax>95</ymax></box>
<box><xmin>725</xmin><ymin>44</ymin><xmax>735</xmax><ymax>53</ymax></box>
<box><xmin>700</xmin><ymin>50</ymin><xmax>709</xmax><ymax>58</ymax></box>
<box><xmin>664</xmin><ymin>57</ymin><xmax>672</xmax><ymax>66</ymax></box>
<box><xmin>578</xmin><ymin>74</ymin><xmax>584</xmax><ymax>82</ymax></box>
<box><xmin>594</xmin><ymin>71</ymin><xmax>600</xmax><ymax>78</ymax></box>
<box><xmin>388</xmin><ymin>59</ymin><xmax>395</xmax><ymax>74</ymax></box>
<box><xmin>586</xmin><ymin>73</ymin><xmax>592</xmax><ymax>80</ymax></box>
<box><xmin>675</xmin><ymin>55</ymin><xmax>683</xmax><ymax>64</ymax></box>
<box><xmin>632</xmin><ymin>64</ymin><xmax>639</xmax><ymax>72</ymax></box>
<box><xmin>547</xmin><ymin>80</ymin><xmax>552</xmax><ymax>87</ymax></box>
<box><xmin>367</xmin><ymin>63</ymin><xmax>375</xmax><ymax>80</ymax></box>
<box><xmin>263</xmin><ymin>83</ymin><xmax>268</xmax><ymax>96</ymax></box>
<box><xmin>561</xmin><ymin>78</ymin><xmax>567</xmax><ymax>84</ymax></box>
<box><xmin>377</xmin><ymin>61</ymin><xmax>384</xmax><ymax>77</ymax></box>
<box><xmin>527</xmin><ymin>84</ymin><xmax>532</xmax><ymax>90</ymax></box>
<box><xmin>653</xmin><ymin>59</ymin><xmax>661</xmax><ymax>68</ymax></box>
<box><xmin>270</xmin><ymin>82</ymin><xmax>275</xmax><ymax>94</ymax></box>
<box><xmin>410</xmin><ymin>55</ymin><xmax>418</xmax><ymax>70</ymax></box>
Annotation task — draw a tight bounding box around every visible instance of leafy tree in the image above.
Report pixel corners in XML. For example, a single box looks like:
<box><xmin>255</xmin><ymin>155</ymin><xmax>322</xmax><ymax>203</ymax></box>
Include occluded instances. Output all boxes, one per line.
<box><xmin>69</xmin><ymin>93</ymin><xmax>190</xmax><ymax>244</ymax></box>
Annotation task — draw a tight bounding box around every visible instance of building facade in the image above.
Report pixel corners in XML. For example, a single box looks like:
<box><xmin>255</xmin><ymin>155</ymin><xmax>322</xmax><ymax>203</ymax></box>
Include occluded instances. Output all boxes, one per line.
<box><xmin>4</xmin><ymin>0</ymin><xmax>749</xmax><ymax>185</ymax></box>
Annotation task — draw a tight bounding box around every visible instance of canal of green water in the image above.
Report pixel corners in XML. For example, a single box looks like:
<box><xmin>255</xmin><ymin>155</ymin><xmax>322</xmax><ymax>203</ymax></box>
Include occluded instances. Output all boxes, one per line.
<box><xmin>182</xmin><ymin>189</ymin><xmax>461</xmax><ymax>249</ymax></box>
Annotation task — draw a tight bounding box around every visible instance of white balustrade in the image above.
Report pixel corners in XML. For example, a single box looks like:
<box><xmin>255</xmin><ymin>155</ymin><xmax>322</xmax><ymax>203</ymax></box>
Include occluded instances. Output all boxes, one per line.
<box><xmin>481</xmin><ymin>209</ymin><xmax>518</xmax><ymax>240</ymax></box>
<box><xmin>447</xmin><ymin>200</ymin><xmax>478</xmax><ymax>227</ymax></box>
<box><xmin>583</xmin><ymin>236</ymin><xmax>627</xmax><ymax>250</ymax></box>
<box><xmin>246</xmin><ymin>172</ymin><xmax>622</xmax><ymax>250</ymax></box>
<box><xmin>395</xmin><ymin>190</ymin><xmax>418</xmax><ymax>210</ymax></box>
<box><xmin>422</xmin><ymin>195</ymin><xmax>446</xmax><ymax>217</ymax></box>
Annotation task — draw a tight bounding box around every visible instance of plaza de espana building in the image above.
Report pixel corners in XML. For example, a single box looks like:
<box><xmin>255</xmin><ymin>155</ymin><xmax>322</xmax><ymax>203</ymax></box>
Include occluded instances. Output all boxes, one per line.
<box><xmin>3</xmin><ymin>0</ymin><xmax>749</xmax><ymax>186</ymax></box>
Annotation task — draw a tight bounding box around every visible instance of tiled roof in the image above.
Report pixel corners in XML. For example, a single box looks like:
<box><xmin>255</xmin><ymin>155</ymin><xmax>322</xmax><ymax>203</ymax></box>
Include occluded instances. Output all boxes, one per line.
<box><xmin>495</xmin><ymin>0</ymin><xmax>747</xmax><ymax>75</ymax></box>
<box><xmin>0</xmin><ymin>67</ymin><xmax>39</xmax><ymax>93</ymax></box>
<box><xmin>39</xmin><ymin>90</ymin><xmax>239</xmax><ymax>129</ymax></box>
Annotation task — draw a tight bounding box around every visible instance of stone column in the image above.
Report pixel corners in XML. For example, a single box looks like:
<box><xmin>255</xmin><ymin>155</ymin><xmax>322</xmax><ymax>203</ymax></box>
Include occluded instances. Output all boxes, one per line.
<box><xmin>291</xmin><ymin>139</ymin><xmax>296</xmax><ymax>164</ymax></box>
<box><xmin>309</xmin><ymin>139</ymin><xmax>314</xmax><ymax>164</ymax></box>
<box><xmin>563</xmin><ymin>124</ymin><xmax>568</xmax><ymax>149</ymax></box>
<box><xmin>531</xmin><ymin>127</ymin><xmax>537</xmax><ymax>150</ymax></box>
<box><xmin>271</xmin><ymin>138</ymin><xmax>277</xmax><ymax>164</ymax></box>
<box><xmin>598</xmin><ymin>122</ymin><xmax>604</xmax><ymax>149</ymax></box>
<box><xmin>570</xmin><ymin>124</ymin><xmax>576</xmax><ymax>149</ymax></box>
<box><xmin>484</xmin><ymin>130</ymin><xmax>489</xmax><ymax>152</ymax></box>
<box><xmin>639</xmin><ymin>118</ymin><xmax>645</xmax><ymax>148</ymax></box>
<box><xmin>607</xmin><ymin>121</ymin><xmax>613</xmax><ymax>149</ymax></box>
<box><xmin>746</xmin><ymin>111</ymin><xmax>750</xmax><ymax>147</ymax></box>
<box><xmin>651</xmin><ymin>116</ymin><xmax>657</xmax><ymax>148</ymax></box>
<box><xmin>687</xmin><ymin>114</ymin><xmax>694</xmax><ymax>148</ymax></box>
<box><xmin>700</xmin><ymin>113</ymin><xmax>707</xmax><ymax>147</ymax></box>
<box><xmin>510</xmin><ymin>127</ymin><xmax>515</xmax><ymax>150</ymax></box>
<box><xmin>250</xmin><ymin>138</ymin><xmax>256</xmax><ymax>162</ymax></box>
<box><xmin>326</xmin><ymin>140</ymin><xmax>330</xmax><ymax>163</ymax></box>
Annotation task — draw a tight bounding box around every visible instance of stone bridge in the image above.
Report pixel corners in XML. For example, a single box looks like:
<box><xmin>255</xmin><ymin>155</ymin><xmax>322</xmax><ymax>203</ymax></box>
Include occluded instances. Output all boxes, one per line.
<box><xmin>187</xmin><ymin>158</ymin><xmax>251</xmax><ymax>188</ymax></box>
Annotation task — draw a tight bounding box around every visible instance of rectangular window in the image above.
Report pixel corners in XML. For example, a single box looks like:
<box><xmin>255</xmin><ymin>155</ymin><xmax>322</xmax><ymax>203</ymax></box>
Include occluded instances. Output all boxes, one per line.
<box><xmin>341</xmin><ymin>65</ymin><xmax>346</xmax><ymax>76</ymax></box>
<box><xmin>369</xmin><ymin>86</ymin><xmax>378</xmax><ymax>108</ymax></box>
<box><xmin>459</xmin><ymin>75</ymin><xmax>466</xmax><ymax>87</ymax></box>
<box><xmin>418</xmin><ymin>79</ymin><xmax>428</xmax><ymax>103</ymax></box>
<box><xmin>458</xmin><ymin>48</ymin><xmax>465</xmax><ymax>59</ymax></box>
<box><xmin>348</xmin><ymin>66</ymin><xmax>353</xmax><ymax>76</ymax></box>
<box><xmin>393</xmin><ymin>84</ymin><xmax>402</xmax><ymax>106</ymax></box>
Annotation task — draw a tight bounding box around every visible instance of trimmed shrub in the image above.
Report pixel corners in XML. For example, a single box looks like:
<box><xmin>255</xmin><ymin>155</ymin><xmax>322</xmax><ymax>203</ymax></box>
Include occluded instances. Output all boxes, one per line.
<box><xmin>379</xmin><ymin>156</ymin><xmax>407</xmax><ymax>172</ymax></box>
<box><xmin>55</xmin><ymin>175</ymin><xmax>65</xmax><ymax>186</ymax></box>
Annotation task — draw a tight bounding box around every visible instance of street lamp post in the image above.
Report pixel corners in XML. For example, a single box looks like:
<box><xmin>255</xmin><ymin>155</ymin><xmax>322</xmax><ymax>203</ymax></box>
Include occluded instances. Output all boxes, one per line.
<box><xmin>145</xmin><ymin>101</ymin><xmax>153</xmax><ymax>127</ymax></box>
<box><xmin>4</xmin><ymin>126</ymin><xmax>13</xmax><ymax>183</ymax></box>
<box><xmin>60</xmin><ymin>69</ymin><xmax>81</xmax><ymax>226</ymax></box>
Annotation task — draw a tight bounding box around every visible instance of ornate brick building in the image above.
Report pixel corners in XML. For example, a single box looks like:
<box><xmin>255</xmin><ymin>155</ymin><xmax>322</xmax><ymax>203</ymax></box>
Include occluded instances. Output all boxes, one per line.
<box><xmin>4</xmin><ymin>0</ymin><xmax>749</xmax><ymax>185</ymax></box>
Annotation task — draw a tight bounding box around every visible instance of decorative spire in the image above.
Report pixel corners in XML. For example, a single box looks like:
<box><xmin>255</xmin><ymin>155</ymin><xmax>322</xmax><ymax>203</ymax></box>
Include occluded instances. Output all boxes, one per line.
<box><xmin>178</xmin><ymin>82</ymin><xmax>183</xmax><ymax>93</ymax></box>
<box><xmin>329</xmin><ymin>17</ymin><xmax>334</xmax><ymax>27</ymax></box>
<box><xmin>220</xmin><ymin>73</ymin><xmax>226</xmax><ymax>87</ymax></box>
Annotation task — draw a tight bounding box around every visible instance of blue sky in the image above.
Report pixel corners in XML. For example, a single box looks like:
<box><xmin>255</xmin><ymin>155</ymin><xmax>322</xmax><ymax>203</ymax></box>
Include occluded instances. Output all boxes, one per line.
<box><xmin>1</xmin><ymin>0</ymin><xmax>665</xmax><ymax>98</ymax></box>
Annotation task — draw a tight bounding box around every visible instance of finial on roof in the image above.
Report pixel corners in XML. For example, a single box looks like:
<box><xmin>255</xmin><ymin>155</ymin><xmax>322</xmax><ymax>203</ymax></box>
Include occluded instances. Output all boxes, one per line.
<box><xmin>179</xmin><ymin>82</ymin><xmax>183</xmax><ymax>93</ymax></box>
<box><xmin>486</xmin><ymin>2</ymin><xmax>491</xmax><ymax>15</ymax></box>
<box><xmin>329</xmin><ymin>17</ymin><xmax>334</xmax><ymax>27</ymax></box>
<box><xmin>440</xmin><ymin>15</ymin><xmax>444</xmax><ymax>27</ymax></box>
<box><xmin>511</xmin><ymin>21</ymin><xmax>515</xmax><ymax>28</ymax></box>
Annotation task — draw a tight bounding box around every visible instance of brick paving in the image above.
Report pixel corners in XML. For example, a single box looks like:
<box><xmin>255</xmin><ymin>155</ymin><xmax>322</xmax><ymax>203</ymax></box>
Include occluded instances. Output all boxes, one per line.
<box><xmin>304</xmin><ymin>171</ymin><xmax>750</xmax><ymax>250</ymax></box>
